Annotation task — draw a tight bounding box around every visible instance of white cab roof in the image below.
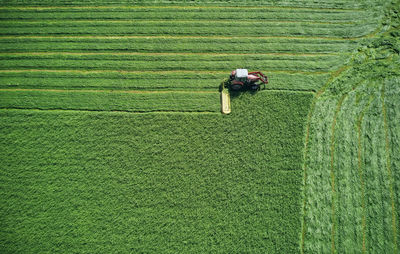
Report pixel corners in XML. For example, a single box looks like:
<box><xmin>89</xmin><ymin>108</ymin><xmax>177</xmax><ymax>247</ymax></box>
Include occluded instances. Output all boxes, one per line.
<box><xmin>235</xmin><ymin>69</ymin><xmax>248</xmax><ymax>78</ymax></box>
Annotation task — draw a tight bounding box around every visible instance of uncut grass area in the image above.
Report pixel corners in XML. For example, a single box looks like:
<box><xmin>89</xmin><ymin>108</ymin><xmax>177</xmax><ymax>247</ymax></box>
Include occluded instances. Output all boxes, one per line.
<box><xmin>0</xmin><ymin>92</ymin><xmax>313</xmax><ymax>253</ymax></box>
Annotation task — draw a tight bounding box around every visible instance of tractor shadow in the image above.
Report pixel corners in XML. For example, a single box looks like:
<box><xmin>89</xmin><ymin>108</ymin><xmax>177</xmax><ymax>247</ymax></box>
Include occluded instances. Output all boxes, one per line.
<box><xmin>218</xmin><ymin>81</ymin><xmax>260</xmax><ymax>100</ymax></box>
<box><xmin>229</xmin><ymin>90</ymin><xmax>259</xmax><ymax>101</ymax></box>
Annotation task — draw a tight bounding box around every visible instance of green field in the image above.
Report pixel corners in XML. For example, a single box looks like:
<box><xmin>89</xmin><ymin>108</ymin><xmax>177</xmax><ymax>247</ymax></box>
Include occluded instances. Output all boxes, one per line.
<box><xmin>0</xmin><ymin>0</ymin><xmax>399</xmax><ymax>253</ymax></box>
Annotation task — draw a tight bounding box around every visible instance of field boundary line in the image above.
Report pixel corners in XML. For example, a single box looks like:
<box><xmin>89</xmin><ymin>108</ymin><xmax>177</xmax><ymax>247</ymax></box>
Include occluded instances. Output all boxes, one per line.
<box><xmin>357</xmin><ymin>95</ymin><xmax>374</xmax><ymax>254</ymax></box>
<box><xmin>0</xmin><ymin>35</ymin><xmax>363</xmax><ymax>41</ymax></box>
<box><xmin>0</xmin><ymin>88</ymin><xmax>217</xmax><ymax>94</ymax></box>
<box><xmin>0</xmin><ymin>69</ymin><xmax>331</xmax><ymax>75</ymax></box>
<box><xmin>0</xmin><ymin>6</ymin><xmax>366</xmax><ymax>12</ymax></box>
<box><xmin>0</xmin><ymin>107</ymin><xmax>220</xmax><ymax>114</ymax></box>
<box><xmin>381</xmin><ymin>83</ymin><xmax>398</xmax><ymax>252</ymax></box>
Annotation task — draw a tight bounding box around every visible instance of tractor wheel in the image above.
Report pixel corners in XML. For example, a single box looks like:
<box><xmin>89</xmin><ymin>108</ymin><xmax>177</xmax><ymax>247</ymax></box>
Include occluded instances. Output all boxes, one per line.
<box><xmin>250</xmin><ymin>84</ymin><xmax>260</xmax><ymax>91</ymax></box>
<box><xmin>231</xmin><ymin>84</ymin><xmax>242</xmax><ymax>91</ymax></box>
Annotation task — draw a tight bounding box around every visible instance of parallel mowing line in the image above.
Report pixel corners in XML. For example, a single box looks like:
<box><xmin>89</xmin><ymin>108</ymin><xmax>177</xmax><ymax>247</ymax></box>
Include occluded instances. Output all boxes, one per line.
<box><xmin>0</xmin><ymin>88</ymin><xmax>315</xmax><ymax>94</ymax></box>
<box><xmin>0</xmin><ymin>52</ymin><xmax>342</xmax><ymax>57</ymax></box>
<box><xmin>380</xmin><ymin>84</ymin><xmax>398</xmax><ymax>252</ymax></box>
<box><xmin>0</xmin><ymin>20</ymin><xmax>357</xmax><ymax>25</ymax></box>
<box><xmin>330</xmin><ymin>94</ymin><xmax>347</xmax><ymax>254</ymax></box>
<box><xmin>0</xmin><ymin>69</ymin><xmax>331</xmax><ymax>75</ymax></box>
<box><xmin>300</xmin><ymin>64</ymin><xmax>351</xmax><ymax>254</ymax></box>
<box><xmin>0</xmin><ymin>107</ymin><xmax>220</xmax><ymax>114</ymax></box>
<box><xmin>0</xmin><ymin>88</ymin><xmax>217</xmax><ymax>94</ymax></box>
<box><xmin>0</xmin><ymin>35</ymin><xmax>363</xmax><ymax>41</ymax></box>
<box><xmin>0</xmin><ymin>6</ymin><xmax>366</xmax><ymax>12</ymax></box>
<box><xmin>263</xmin><ymin>88</ymin><xmax>316</xmax><ymax>93</ymax></box>
<box><xmin>357</xmin><ymin>95</ymin><xmax>373</xmax><ymax>254</ymax></box>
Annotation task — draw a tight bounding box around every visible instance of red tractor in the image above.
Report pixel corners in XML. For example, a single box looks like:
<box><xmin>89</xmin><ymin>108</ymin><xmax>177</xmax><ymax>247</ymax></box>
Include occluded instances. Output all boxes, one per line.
<box><xmin>228</xmin><ymin>69</ymin><xmax>268</xmax><ymax>91</ymax></box>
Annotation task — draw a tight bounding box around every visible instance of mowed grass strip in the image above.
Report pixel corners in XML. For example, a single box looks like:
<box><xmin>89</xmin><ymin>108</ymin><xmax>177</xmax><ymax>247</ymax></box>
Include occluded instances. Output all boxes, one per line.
<box><xmin>333</xmin><ymin>86</ymin><xmax>370</xmax><ymax>253</ymax></box>
<box><xmin>0</xmin><ymin>36</ymin><xmax>363</xmax><ymax>41</ymax></box>
<box><xmin>0</xmin><ymin>70</ymin><xmax>330</xmax><ymax>91</ymax></box>
<box><xmin>0</xmin><ymin>0</ymin><xmax>372</xmax><ymax>9</ymax></box>
<box><xmin>0</xmin><ymin>9</ymin><xmax>373</xmax><ymax>23</ymax></box>
<box><xmin>0</xmin><ymin>55</ymin><xmax>348</xmax><ymax>72</ymax></box>
<box><xmin>361</xmin><ymin>88</ymin><xmax>396</xmax><ymax>253</ymax></box>
<box><xmin>302</xmin><ymin>95</ymin><xmax>339</xmax><ymax>253</ymax></box>
<box><xmin>0</xmin><ymin>37</ymin><xmax>359</xmax><ymax>54</ymax></box>
<box><xmin>383</xmin><ymin>77</ymin><xmax>400</xmax><ymax>249</ymax></box>
<box><xmin>0</xmin><ymin>23</ymin><xmax>378</xmax><ymax>38</ymax></box>
<box><xmin>0</xmin><ymin>52</ymin><xmax>347</xmax><ymax>61</ymax></box>
<box><xmin>0</xmin><ymin>6</ymin><xmax>368</xmax><ymax>12</ymax></box>
<box><xmin>0</xmin><ymin>19</ymin><xmax>361</xmax><ymax>25</ymax></box>
<box><xmin>0</xmin><ymin>89</ymin><xmax>220</xmax><ymax>112</ymax></box>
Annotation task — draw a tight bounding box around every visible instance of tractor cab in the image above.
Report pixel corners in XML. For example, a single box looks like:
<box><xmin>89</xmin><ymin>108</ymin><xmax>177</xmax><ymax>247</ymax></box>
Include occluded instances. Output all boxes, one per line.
<box><xmin>234</xmin><ymin>69</ymin><xmax>248</xmax><ymax>82</ymax></box>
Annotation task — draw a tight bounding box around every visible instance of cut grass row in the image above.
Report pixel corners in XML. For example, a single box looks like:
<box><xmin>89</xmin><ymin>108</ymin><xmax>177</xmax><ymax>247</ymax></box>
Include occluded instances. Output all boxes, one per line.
<box><xmin>0</xmin><ymin>37</ymin><xmax>360</xmax><ymax>43</ymax></box>
<box><xmin>0</xmin><ymin>38</ymin><xmax>359</xmax><ymax>54</ymax></box>
<box><xmin>0</xmin><ymin>21</ymin><xmax>374</xmax><ymax>31</ymax></box>
<box><xmin>0</xmin><ymin>59</ymin><xmax>347</xmax><ymax>72</ymax></box>
<box><xmin>0</xmin><ymin>6</ymin><xmax>369</xmax><ymax>13</ymax></box>
<box><xmin>0</xmin><ymin>89</ymin><xmax>220</xmax><ymax>112</ymax></box>
<box><xmin>0</xmin><ymin>9</ymin><xmax>373</xmax><ymax>20</ymax></box>
<box><xmin>303</xmin><ymin>95</ymin><xmax>338</xmax><ymax>253</ymax></box>
<box><xmin>384</xmin><ymin>77</ymin><xmax>400</xmax><ymax>247</ymax></box>
<box><xmin>0</xmin><ymin>0</ymin><xmax>374</xmax><ymax>9</ymax></box>
<box><xmin>0</xmin><ymin>19</ymin><xmax>361</xmax><ymax>25</ymax></box>
<box><xmin>0</xmin><ymin>53</ymin><xmax>345</xmax><ymax>61</ymax></box>
<box><xmin>332</xmin><ymin>89</ymin><xmax>366</xmax><ymax>253</ymax></box>
<box><xmin>361</xmin><ymin>85</ymin><xmax>396</xmax><ymax>253</ymax></box>
<box><xmin>0</xmin><ymin>71</ymin><xmax>330</xmax><ymax>91</ymax></box>
<box><xmin>0</xmin><ymin>24</ymin><xmax>378</xmax><ymax>38</ymax></box>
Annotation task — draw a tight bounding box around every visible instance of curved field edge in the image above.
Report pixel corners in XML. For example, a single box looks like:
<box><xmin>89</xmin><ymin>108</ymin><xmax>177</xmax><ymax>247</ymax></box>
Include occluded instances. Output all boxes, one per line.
<box><xmin>301</xmin><ymin>2</ymin><xmax>400</xmax><ymax>251</ymax></box>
